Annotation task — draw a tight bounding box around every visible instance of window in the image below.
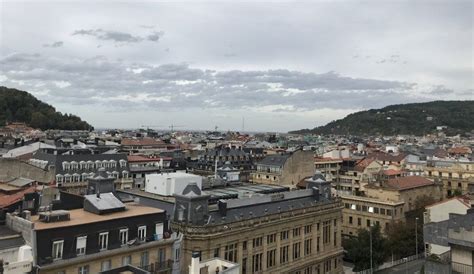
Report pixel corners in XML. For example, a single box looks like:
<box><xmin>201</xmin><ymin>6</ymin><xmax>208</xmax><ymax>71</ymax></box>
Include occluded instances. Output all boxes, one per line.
<box><xmin>334</xmin><ymin>231</ymin><xmax>337</xmax><ymax>246</ymax></box>
<box><xmin>101</xmin><ymin>260</ymin><xmax>111</xmax><ymax>271</ymax></box>
<box><xmin>304</xmin><ymin>238</ymin><xmax>312</xmax><ymax>255</ymax></box>
<box><xmin>122</xmin><ymin>255</ymin><xmax>131</xmax><ymax>266</ymax></box>
<box><xmin>344</xmin><ymin>203</ymin><xmax>350</xmax><ymax>208</ymax></box>
<box><xmin>252</xmin><ymin>253</ymin><xmax>262</xmax><ymax>272</ymax></box>
<box><xmin>323</xmin><ymin>221</ymin><xmax>331</xmax><ymax>244</ymax></box>
<box><xmin>253</xmin><ymin>236</ymin><xmax>263</xmax><ymax>248</ymax></box>
<box><xmin>99</xmin><ymin>232</ymin><xmax>108</xmax><ymax>250</ymax></box>
<box><xmin>155</xmin><ymin>223</ymin><xmax>164</xmax><ymax>239</ymax></box>
<box><xmin>76</xmin><ymin>236</ymin><xmax>87</xmax><ymax>256</ymax></box>
<box><xmin>280</xmin><ymin>245</ymin><xmax>289</xmax><ymax>263</ymax></box>
<box><xmin>349</xmin><ymin>216</ymin><xmax>353</xmax><ymax>224</ymax></box>
<box><xmin>243</xmin><ymin>241</ymin><xmax>247</xmax><ymax>250</ymax></box>
<box><xmin>158</xmin><ymin>248</ymin><xmax>166</xmax><ymax>263</ymax></box>
<box><xmin>281</xmin><ymin>230</ymin><xmax>289</xmax><ymax>240</ymax></box>
<box><xmin>362</xmin><ymin>205</ymin><xmax>367</xmax><ymax>212</ymax></box>
<box><xmin>140</xmin><ymin>251</ymin><xmax>149</xmax><ymax>267</ymax></box>
<box><xmin>267</xmin><ymin>233</ymin><xmax>276</xmax><ymax>244</ymax></box>
<box><xmin>374</xmin><ymin>207</ymin><xmax>379</xmax><ymax>214</ymax></box>
<box><xmin>138</xmin><ymin>226</ymin><xmax>147</xmax><ymax>241</ymax></box>
<box><xmin>357</xmin><ymin>218</ymin><xmax>361</xmax><ymax>226</ymax></box>
<box><xmin>317</xmin><ymin>236</ymin><xmax>320</xmax><ymax>252</ymax></box>
<box><xmin>214</xmin><ymin>247</ymin><xmax>220</xmax><ymax>258</ymax></box>
<box><xmin>266</xmin><ymin>249</ymin><xmax>276</xmax><ymax>268</ymax></box>
<box><xmin>367</xmin><ymin>219</ymin><xmax>371</xmax><ymax>227</ymax></box>
<box><xmin>380</xmin><ymin>208</ymin><xmax>386</xmax><ymax>215</ymax></box>
<box><xmin>119</xmin><ymin>228</ymin><xmax>129</xmax><ymax>246</ymax></box>
<box><xmin>293</xmin><ymin>242</ymin><xmax>301</xmax><ymax>259</ymax></box>
<box><xmin>304</xmin><ymin>266</ymin><xmax>312</xmax><ymax>274</ymax></box>
<box><xmin>293</xmin><ymin>227</ymin><xmax>301</xmax><ymax>237</ymax></box>
<box><xmin>224</xmin><ymin>243</ymin><xmax>238</xmax><ymax>262</ymax></box>
<box><xmin>175</xmin><ymin>248</ymin><xmax>180</xmax><ymax>262</ymax></box>
<box><xmin>52</xmin><ymin>240</ymin><xmax>64</xmax><ymax>260</ymax></box>
<box><xmin>387</xmin><ymin>209</ymin><xmax>393</xmax><ymax>216</ymax></box>
<box><xmin>304</xmin><ymin>225</ymin><xmax>312</xmax><ymax>234</ymax></box>
<box><xmin>78</xmin><ymin>265</ymin><xmax>89</xmax><ymax>274</ymax></box>
<box><xmin>242</xmin><ymin>257</ymin><xmax>247</xmax><ymax>274</ymax></box>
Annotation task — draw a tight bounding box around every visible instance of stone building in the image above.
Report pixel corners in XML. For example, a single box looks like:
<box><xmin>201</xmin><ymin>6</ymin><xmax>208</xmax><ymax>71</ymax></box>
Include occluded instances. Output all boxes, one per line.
<box><xmin>252</xmin><ymin>149</ymin><xmax>315</xmax><ymax>187</ymax></box>
<box><xmin>171</xmin><ymin>181</ymin><xmax>344</xmax><ymax>274</ymax></box>
<box><xmin>341</xmin><ymin>176</ymin><xmax>443</xmax><ymax>237</ymax></box>
<box><xmin>424</xmin><ymin>160</ymin><xmax>474</xmax><ymax>198</ymax></box>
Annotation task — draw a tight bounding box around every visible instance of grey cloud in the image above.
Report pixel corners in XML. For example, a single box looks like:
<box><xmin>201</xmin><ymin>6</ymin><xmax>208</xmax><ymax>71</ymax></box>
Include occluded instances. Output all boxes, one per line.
<box><xmin>72</xmin><ymin>28</ymin><xmax>163</xmax><ymax>44</ymax></box>
<box><xmin>43</xmin><ymin>41</ymin><xmax>64</xmax><ymax>48</ymax></box>
<box><xmin>426</xmin><ymin>85</ymin><xmax>455</xmax><ymax>95</ymax></box>
<box><xmin>0</xmin><ymin>53</ymin><xmax>466</xmax><ymax>113</ymax></box>
<box><xmin>147</xmin><ymin>31</ymin><xmax>164</xmax><ymax>42</ymax></box>
<box><xmin>139</xmin><ymin>25</ymin><xmax>155</xmax><ymax>29</ymax></box>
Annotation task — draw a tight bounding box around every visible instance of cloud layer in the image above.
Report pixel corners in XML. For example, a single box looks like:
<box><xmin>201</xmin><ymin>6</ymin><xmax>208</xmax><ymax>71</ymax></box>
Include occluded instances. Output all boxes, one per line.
<box><xmin>1</xmin><ymin>53</ymin><xmax>456</xmax><ymax>115</ymax></box>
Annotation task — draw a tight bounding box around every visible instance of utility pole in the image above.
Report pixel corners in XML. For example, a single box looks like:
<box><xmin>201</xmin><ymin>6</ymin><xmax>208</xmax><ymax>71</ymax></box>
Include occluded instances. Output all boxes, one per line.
<box><xmin>415</xmin><ymin>217</ymin><xmax>419</xmax><ymax>258</ymax></box>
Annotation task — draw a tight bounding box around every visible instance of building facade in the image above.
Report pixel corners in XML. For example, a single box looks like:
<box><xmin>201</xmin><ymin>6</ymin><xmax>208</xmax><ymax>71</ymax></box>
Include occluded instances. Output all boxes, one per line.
<box><xmin>172</xmin><ymin>183</ymin><xmax>344</xmax><ymax>274</ymax></box>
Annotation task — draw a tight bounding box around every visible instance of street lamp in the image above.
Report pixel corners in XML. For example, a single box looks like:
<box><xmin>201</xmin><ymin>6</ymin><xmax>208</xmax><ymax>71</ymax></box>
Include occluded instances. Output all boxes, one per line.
<box><xmin>415</xmin><ymin>217</ymin><xmax>419</xmax><ymax>258</ymax></box>
<box><xmin>369</xmin><ymin>223</ymin><xmax>374</xmax><ymax>274</ymax></box>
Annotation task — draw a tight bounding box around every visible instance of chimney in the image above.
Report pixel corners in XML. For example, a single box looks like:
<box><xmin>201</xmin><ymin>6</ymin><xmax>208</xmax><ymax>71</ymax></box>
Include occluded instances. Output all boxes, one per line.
<box><xmin>96</xmin><ymin>189</ymin><xmax>100</xmax><ymax>198</ymax></box>
<box><xmin>218</xmin><ymin>200</ymin><xmax>227</xmax><ymax>216</ymax></box>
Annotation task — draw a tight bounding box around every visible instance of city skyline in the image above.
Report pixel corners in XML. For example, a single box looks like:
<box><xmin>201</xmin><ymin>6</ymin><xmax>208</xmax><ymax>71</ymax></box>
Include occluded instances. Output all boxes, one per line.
<box><xmin>1</xmin><ymin>0</ymin><xmax>472</xmax><ymax>132</ymax></box>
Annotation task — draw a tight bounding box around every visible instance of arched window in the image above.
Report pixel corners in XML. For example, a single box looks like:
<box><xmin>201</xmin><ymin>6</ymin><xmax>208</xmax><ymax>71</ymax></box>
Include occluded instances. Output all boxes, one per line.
<box><xmin>79</xmin><ymin>161</ymin><xmax>86</xmax><ymax>169</ymax></box>
<box><xmin>95</xmin><ymin>160</ymin><xmax>102</xmax><ymax>168</ymax></box>
<box><xmin>119</xmin><ymin>159</ymin><xmax>127</xmax><ymax>168</ymax></box>
<box><xmin>87</xmin><ymin>161</ymin><xmax>94</xmax><ymax>169</ymax></box>
<box><xmin>62</xmin><ymin>161</ymin><xmax>70</xmax><ymax>171</ymax></box>
<box><xmin>109</xmin><ymin>160</ymin><xmax>116</xmax><ymax>168</ymax></box>
<box><xmin>102</xmin><ymin>160</ymin><xmax>109</xmax><ymax>168</ymax></box>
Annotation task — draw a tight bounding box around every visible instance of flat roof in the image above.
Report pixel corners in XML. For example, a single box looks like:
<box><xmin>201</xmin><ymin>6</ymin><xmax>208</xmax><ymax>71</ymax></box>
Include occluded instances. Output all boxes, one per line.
<box><xmin>32</xmin><ymin>203</ymin><xmax>164</xmax><ymax>230</ymax></box>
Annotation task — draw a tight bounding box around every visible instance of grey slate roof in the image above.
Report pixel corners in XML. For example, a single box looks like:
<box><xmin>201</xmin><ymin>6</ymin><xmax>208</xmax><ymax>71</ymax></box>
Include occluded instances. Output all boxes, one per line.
<box><xmin>257</xmin><ymin>154</ymin><xmax>291</xmax><ymax>167</ymax></box>
<box><xmin>84</xmin><ymin>193</ymin><xmax>125</xmax><ymax>214</ymax></box>
<box><xmin>33</xmin><ymin>151</ymin><xmax>129</xmax><ymax>175</ymax></box>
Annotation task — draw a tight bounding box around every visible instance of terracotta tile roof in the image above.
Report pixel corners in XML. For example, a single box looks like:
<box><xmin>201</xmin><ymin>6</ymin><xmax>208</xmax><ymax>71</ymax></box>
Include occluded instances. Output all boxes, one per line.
<box><xmin>354</xmin><ymin>158</ymin><xmax>375</xmax><ymax>172</ymax></box>
<box><xmin>0</xmin><ymin>186</ymin><xmax>36</xmax><ymax>208</ymax></box>
<box><xmin>127</xmin><ymin>155</ymin><xmax>172</xmax><ymax>162</ymax></box>
<box><xmin>121</xmin><ymin>138</ymin><xmax>165</xmax><ymax>147</ymax></box>
<box><xmin>448</xmin><ymin>147</ymin><xmax>472</xmax><ymax>155</ymax></box>
<box><xmin>385</xmin><ymin>176</ymin><xmax>434</xmax><ymax>190</ymax></box>
<box><xmin>383</xmin><ymin>169</ymin><xmax>402</xmax><ymax>176</ymax></box>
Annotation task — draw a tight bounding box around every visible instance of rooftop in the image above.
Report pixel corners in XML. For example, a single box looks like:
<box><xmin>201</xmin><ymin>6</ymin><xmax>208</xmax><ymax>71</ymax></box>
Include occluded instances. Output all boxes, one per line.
<box><xmin>385</xmin><ymin>176</ymin><xmax>435</xmax><ymax>190</ymax></box>
<box><xmin>32</xmin><ymin>203</ymin><xmax>164</xmax><ymax>230</ymax></box>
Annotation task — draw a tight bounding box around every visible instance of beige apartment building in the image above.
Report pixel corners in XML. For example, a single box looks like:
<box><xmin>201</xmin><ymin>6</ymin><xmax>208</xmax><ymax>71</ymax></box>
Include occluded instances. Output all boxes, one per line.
<box><xmin>424</xmin><ymin>160</ymin><xmax>474</xmax><ymax>198</ymax></box>
<box><xmin>341</xmin><ymin>176</ymin><xmax>443</xmax><ymax>237</ymax></box>
<box><xmin>341</xmin><ymin>195</ymin><xmax>405</xmax><ymax>236</ymax></box>
<box><xmin>252</xmin><ymin>149</ymin><xmax>315</xmax><ymax>187</ymax></box>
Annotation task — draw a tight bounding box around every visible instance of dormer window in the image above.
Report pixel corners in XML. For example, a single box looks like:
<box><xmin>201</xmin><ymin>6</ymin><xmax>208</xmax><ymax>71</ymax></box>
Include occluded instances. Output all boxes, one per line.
<box><xmin>138</xmin><ymin>226</ymin><xmax>147</xmax><ymax>242</ymax></box>
<box><xmin>52</xmin><ymin>240</ymin><xmax>64</xmax><ymax>260</ymax></box>
<box><xmin>119</xmin><ymin>159</ymin><xmax>127</xmax><ymax>168</ymax></box>
<box><xmin>62</xmin><ymin>162</ymin><xmax>70</xmax><ymax>171</ymax></box>
<box><xmin>56</xmin><ymin>174</ymin><xmax>63</xmax><ymax>183</ymax></box>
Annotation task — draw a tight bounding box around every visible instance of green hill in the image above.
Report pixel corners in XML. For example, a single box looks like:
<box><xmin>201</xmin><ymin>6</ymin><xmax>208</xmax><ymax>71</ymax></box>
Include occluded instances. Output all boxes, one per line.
<box><xmin>290</xmin><ymin>101</ymin><xmax>474</xmax><ymax>136</ymax></box>
<box><xmin>0</xmin><ymin>86</ymin><xmax>93</xmax><ymax>131</ymax></box>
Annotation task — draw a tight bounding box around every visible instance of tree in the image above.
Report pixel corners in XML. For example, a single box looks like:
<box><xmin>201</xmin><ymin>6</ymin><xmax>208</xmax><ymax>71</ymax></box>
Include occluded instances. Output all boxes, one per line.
<box><xmin>343</xmin><ymin>224</ymin><xmax>387</xmax><ymax>271</ymax></box>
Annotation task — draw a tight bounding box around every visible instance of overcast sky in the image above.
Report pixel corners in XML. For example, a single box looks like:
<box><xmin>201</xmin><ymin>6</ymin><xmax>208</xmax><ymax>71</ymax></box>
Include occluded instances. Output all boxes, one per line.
<box><xmin>1</xmin><ymin>0</ymin><xmax>472</xmax><ymax>132</ymax></box>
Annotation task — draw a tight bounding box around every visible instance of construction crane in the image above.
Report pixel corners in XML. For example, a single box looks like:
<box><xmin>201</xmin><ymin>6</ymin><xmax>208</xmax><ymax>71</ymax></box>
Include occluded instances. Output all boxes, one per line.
<box><xmin>169</xmin><ymin>124</ymin><xmax>185</xmax><ymax>132</ymax></box>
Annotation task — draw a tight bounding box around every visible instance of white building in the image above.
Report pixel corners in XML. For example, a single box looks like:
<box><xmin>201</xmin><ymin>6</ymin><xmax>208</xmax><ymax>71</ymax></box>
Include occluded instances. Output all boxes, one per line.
<box><xmin>189</xmin><ymin>252</ymin><xmax>240</xmax><ymax>274</ymax></box>
<box><xmin>145</xmin><ymin>173</ymin><xmax>203</xmax><ymax>196</ymax></box>
<box><xmin>424</xmin><ymin>197</ymin><xmax>471</xmax><ymax>256</ymax></box>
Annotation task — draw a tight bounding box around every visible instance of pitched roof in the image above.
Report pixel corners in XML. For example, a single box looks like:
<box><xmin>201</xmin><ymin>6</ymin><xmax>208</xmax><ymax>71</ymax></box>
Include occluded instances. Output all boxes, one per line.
<box><xmin>257</xmin><ymin>154</ymin><xmax>291</xmax><ymax>167</ymax></box>
<box><xmin>368</xmin><ymin>152</ymin><xmax>407</xmax><ymax>163</ymax></box>
<box><xmin>354</xmin><ymin>158</ymin><xmax>376</xmax><ymax>172</ymax></box>
<box><xmin>0</xmin><ymin>186</ymin><xmax>36</xmax><ymax>208</ymax></box>
<box><xmin>385</xmin><ymin>176</ymin><xmax>434</xmax><ymax>190</ymax></box>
